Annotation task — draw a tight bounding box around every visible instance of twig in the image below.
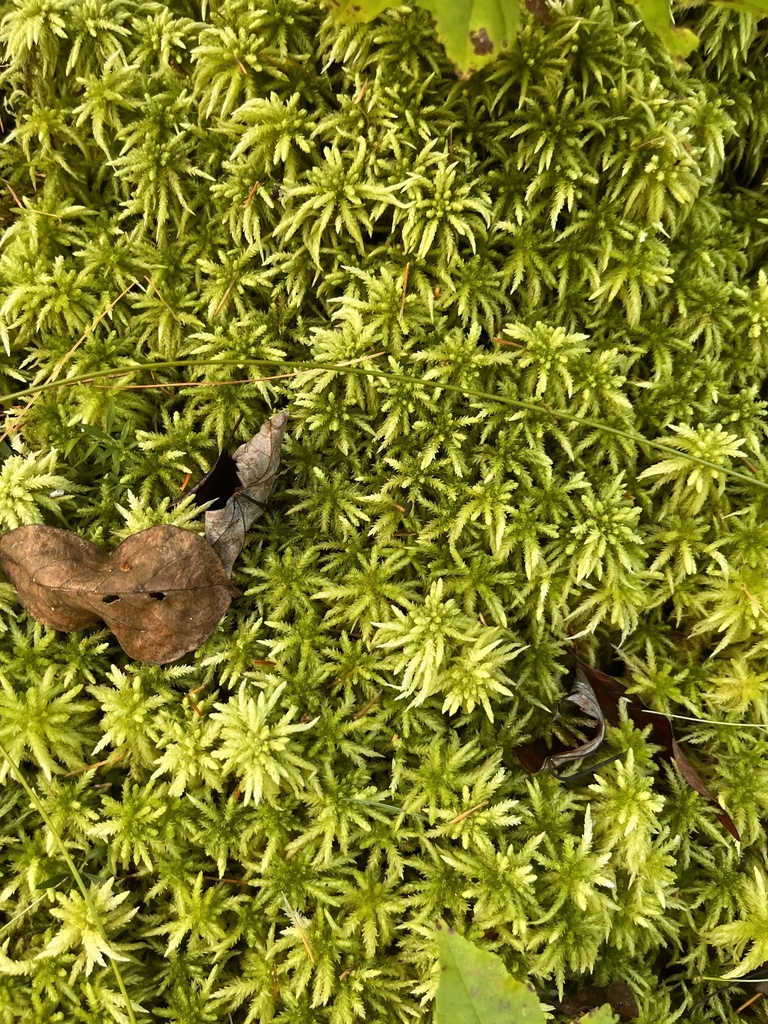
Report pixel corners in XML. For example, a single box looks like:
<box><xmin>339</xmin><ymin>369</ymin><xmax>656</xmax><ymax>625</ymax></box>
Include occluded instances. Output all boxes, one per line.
<box><xmin>736</xmin><ymin>993</ymin><xmax>763</xmax><ymax>1013</ymax></box>
<box><xmin>1</xmin><ymin>177</ymin><xmax>23</xmax><ymax>208</ymax></box>
<box><xmin>213</xmin><ymin>276</ymin><xmax>238</xmax><ymax>317</ymax></box>
<box><xmin>144</xmin><ymin>276</ymin><xmax>178</xmax><ymax>320</ymax></box>
<box><xmin>244</xmin><ymin>181</ymin><xmax>260</xmax><ymax>207</ymax></box>
<box><xmin>743</xmin><ymin>585</ymin><xmax>768</xmax><ymax>621</ymax></box>
<box><xmin>398</xmin><ymin>262</ymin><xmax>410</xmax><ymax>322</ymax></box>
<box><xmin>64</xmin><ymin>754</ymin><xmax>123</xmax><ymax>778</ymax></box>
<box><xmin>186</xmin><ymin>694</ymin><xmax>204</xmax><ymax>718</ymax></box>
<box><xmin>282</xmin><ymin>897</ymin><xmax>314</xmax><ymax>963</ymax></box>
<box><xmin>3</xmin><ymin>356</ymin><xmax>768</xmax><ymax>495</ymax></box>
<box><xmin>203</xmin><ymin>876</ymin><xmax>251</xmax><ymax>886</ymax></box>
<box><xmin>448</xmin><ymin>801</ymin><xmax>489</xmax><ymax>825</ymax></box>
<box><xmin>87</xmin><ymin>351</ymin><xmax>386</xmax><ymax>391</ymax></box>
<box><xmin>353</xmin><ymin>693</ymin><xmax>381</xmax><ymax>719</ymax></box>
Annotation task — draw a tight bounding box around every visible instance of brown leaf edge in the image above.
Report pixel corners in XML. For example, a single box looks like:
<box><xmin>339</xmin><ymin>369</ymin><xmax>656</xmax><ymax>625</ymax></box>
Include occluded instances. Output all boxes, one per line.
<box><xmin>514</xmin><ymin>656</ymin><xmax>739</xmax><ymax>841</ymax></box>
<box><xmin>205</xmin><ymin>409</ymin><xmax>289</xmax><ymax>576</ymax></box>
<box><xmin>171</xmin><ymin>412</ymin><xmax>246</xmax><ymax>512</ymax></box>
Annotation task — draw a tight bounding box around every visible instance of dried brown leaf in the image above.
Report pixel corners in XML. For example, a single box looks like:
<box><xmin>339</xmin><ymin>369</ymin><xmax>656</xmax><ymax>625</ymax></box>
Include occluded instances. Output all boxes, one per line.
<box><xmin>514</xmin><ymin>656</ymin><xmax>739</xmax><ymax>840</ymax></box>
<box><xmin>0</xmin><ymin>524</ymin><xmax>236</xmax><ymax>664</ymax></box>
<box><xmin>205</xmin><ymin>410</ymin><xmax>288</xmax><ymax>575</ymax></box>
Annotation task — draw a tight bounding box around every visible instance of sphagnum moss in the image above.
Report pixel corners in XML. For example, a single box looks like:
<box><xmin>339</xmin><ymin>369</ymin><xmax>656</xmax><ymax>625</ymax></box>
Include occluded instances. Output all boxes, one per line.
<box><xmin>0</xmin><ymin>0</ymin><xmax>768</xmax><ymax>1021</ymax></box>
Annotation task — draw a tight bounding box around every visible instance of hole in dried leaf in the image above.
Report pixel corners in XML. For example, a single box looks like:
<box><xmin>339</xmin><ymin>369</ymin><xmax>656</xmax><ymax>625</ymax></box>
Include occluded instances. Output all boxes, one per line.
<box><xmin>148</xmin><ymin>592</ymin><xmax>166</xmax><ymax>601</ymax></box>
<box><xmin>102</xmin><ymin>595</ymin><xmax>120</xmax><ymax>604</ymax></box>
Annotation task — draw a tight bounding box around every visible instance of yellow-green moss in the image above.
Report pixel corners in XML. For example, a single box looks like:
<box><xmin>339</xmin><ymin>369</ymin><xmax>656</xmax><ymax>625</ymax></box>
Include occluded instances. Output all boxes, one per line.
<box><xmin>1</xmin><ymin>1</ymin><xmax>768</xmax><ymax>1021</ymax></box>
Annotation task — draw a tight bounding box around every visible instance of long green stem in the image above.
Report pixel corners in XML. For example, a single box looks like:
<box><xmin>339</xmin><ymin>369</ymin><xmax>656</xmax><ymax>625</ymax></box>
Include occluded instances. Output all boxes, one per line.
<box><xmin>2</xmin><ymin>355</ymin><xmax>767</xmax><ymax>493</ymax></box>
<box><xmin>0</xmin><ymin>739</ymin><xmax>138</xmax><ymax>1024</ymax></box>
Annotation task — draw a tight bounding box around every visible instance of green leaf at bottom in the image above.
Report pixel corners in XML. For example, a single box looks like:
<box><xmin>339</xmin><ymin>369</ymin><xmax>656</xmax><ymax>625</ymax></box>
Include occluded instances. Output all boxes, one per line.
<box><xmin>435</xmin><ymin>924</ymin><xmax>545</xmax><ymax>1024</ymax></box>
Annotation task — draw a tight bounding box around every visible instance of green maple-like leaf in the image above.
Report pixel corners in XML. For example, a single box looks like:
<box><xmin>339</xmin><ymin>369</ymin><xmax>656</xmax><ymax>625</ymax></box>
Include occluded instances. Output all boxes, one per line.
<box><xmin>327</xmin><ymin>0</ymin><xmax>522</xmax><ymax>76</ymax></box>
<box><xmin>325</xmin><ymin>0</ymin><xmax>768</xmax><ymax>68</ymax></box>
<box><xmin>417</xmin><ymin>0</ymin><xmax>521</xmax><ymax>77</ymax></box>
<box><xmin>633</xmin><ymin>0</ymin><xmax>700</xmax><ymax>59</ymax></box>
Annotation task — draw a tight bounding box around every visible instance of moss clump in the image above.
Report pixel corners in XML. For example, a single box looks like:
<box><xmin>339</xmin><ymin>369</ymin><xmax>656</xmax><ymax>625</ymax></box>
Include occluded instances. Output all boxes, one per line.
<box><xmin>1</xmin><ymin>1</ymin><xmax>768</xmax><ymax>1020</ymax></box>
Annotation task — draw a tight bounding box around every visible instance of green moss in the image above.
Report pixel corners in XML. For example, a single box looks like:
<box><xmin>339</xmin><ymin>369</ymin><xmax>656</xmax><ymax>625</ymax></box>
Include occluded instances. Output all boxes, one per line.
<box><xmin>1</xmin><ymin>0</ymin><xmax>768</xmax><ymax>1020</ymax></box>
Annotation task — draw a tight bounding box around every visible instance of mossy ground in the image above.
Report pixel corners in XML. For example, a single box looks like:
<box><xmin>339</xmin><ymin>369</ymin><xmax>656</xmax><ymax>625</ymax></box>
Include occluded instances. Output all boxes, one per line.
<box><xmin>1</xmin><ymin>1</ymin><xmax>768</xmax><ymax>1021</ymax></box>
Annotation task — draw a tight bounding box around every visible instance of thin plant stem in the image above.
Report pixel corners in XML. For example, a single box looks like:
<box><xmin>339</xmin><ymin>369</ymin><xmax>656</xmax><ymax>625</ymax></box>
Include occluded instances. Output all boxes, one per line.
<box><xmin>0</xmin><ymin>892</ymin><xmax>48</xmax><ymax>939</ymax></box>
<box><xmin>643</xmin><ymin>709</ymin><xmax>768</xmax><ymax>730</ymax></box>
<box><xmin>697</xmin><ymin>976</ymin><xmax>768</xmax><ymax>983</ymax></box>
<box><xmin>0</xmin><ymin>280</ymin><xmax>137</xmax><ymax>445</ymax></box>
<box><xmin>2</xmin><ymin>356</ymin><xmax>767</xmax><ymax>494</ymax></box>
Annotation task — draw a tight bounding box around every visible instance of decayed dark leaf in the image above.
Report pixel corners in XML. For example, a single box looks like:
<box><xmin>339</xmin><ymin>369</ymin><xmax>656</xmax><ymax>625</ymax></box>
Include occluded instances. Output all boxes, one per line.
<box><xmin>0</xmin><ymin>524</ymin><xmax>236</xmax><ymax>664</ymax></box>
<box><xmin>184</xmin><ymin>449</ymin><xmax>241</xmax><ymax>511</ymax></box>
<box><xmin>515</xmin><ymin>666</ymin><xmax>606</xmax><ymax>774</ymax></box>
<box><xmin>205</xmin><ymin>410</ymin><xmax>289</xmax><ymax>575</ymax></box>
<box><xmin>175</xmin><ymin>412</ymin><xmax>245</xmax><ymax>512</ymax></box>
<box><xmin>514</xmin><ymin>656</ymin><xmax>739</xmax><ymax>840</ymax></box>
<box><xmin>551</xmin><ymin>981</ymin><xmax>639</xmax><ymax>1020</ymax></box>
<box><xmin>524</xmin><ymin>0</ymin><xmax>553</xmax><ymax>24</ymax></box>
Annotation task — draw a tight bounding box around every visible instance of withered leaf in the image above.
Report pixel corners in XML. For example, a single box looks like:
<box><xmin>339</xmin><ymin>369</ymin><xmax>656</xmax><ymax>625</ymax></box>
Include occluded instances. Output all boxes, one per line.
<box><xmin>205</xmin><ymin>409</ymin><xmax>288</xmax><ymax>576</ymax></box>
<box><xmin>514</xmin><ymin>656</ymin><xmax>739</xmax><ymax>840</ymax></box>
<box><xmin>578</xmin><ymin>659</ymin><xmax>739</xmax><ymax>840</ymax></box>
<box><xmin>0</xmin><ymin>524</ymin><xmax>236</xmax><ymax>664</ymax></box>
<box><xmin>524</xmin><ymin>0</ymin><xmax>553</xmax><ymax>24</ymax></box>
<box><xmin>543</xmin><ymin>668</ymin><xmax>605</xmax><ymax>772</ymax></box>
<box><xmin>515</xmin><ymin>667</ymin><xmax>606</xmax><ymax>774</ymax></box>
